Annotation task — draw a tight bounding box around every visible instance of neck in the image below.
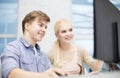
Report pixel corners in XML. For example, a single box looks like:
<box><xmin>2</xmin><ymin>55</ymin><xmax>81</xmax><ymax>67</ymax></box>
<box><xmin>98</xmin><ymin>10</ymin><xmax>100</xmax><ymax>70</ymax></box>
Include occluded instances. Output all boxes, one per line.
<box><xmin>59</xmin><ymin>42</ymin><xmax>73</xmax><ymax>51</ymax></box>
<box><xmin>23</xmin><ymin>33</ymin><xmax>36</xmax><ymax>46</ymax></box>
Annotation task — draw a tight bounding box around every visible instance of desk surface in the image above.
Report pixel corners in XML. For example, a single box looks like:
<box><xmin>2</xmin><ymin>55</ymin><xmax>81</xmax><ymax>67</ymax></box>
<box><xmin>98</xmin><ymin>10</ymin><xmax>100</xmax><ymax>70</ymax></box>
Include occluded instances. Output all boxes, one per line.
<box><xmin>60</xmin><ymin>71</ymin><xmax>120</xmax><ymax>78</ymax></box>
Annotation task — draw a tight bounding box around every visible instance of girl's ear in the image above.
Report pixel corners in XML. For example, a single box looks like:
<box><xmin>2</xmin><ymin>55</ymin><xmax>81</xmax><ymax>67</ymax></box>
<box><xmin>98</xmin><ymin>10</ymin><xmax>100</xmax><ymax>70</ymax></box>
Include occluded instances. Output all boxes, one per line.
<box><xmin>55</xmin><ymin>33</ymin><xmax>58</xmax><ymax>38</ymax></box>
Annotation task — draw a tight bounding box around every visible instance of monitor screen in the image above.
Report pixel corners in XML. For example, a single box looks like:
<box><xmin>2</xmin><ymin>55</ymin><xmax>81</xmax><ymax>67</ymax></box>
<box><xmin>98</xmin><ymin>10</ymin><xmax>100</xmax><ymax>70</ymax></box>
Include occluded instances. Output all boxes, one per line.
<box><xmin>94</xmin><ymin>0</ymin><xmax>120</xmax><ymax>63</ymax></box>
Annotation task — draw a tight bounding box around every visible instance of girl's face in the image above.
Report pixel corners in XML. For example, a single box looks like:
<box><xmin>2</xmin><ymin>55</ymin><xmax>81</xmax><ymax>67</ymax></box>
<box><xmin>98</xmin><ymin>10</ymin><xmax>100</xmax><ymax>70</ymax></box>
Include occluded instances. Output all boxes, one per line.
<box><xmin>56</xmin><ymin>22</ymin><xmax>74</xmax><ymax>44</ymax></box>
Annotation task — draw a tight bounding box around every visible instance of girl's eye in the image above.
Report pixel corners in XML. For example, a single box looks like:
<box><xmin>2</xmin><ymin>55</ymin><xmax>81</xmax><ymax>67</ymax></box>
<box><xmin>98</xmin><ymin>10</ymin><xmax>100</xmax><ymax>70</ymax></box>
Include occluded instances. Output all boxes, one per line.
<box><xmin>69</xmin><ymin>28</ymin><xmax>73</xmax><ymax>31</ymax></box>
<box><xmin>61</xmin><ymin>30</ymin><xmax>66</xmax><ymax>33</ymax></box>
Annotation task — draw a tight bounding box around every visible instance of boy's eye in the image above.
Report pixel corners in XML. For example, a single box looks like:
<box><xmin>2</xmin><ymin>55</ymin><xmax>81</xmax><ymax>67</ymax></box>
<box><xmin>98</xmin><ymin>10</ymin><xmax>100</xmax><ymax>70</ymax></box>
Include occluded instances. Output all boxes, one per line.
<box><xmin>45</xmin><ymin>26</ymin><xmax>47</xmax><ymax>29</ymax></box>
<box><xmin>38</xmin><ymin>23</ymin><xmax>44</xmax><ymax>27</ymax></box>
<box><xmin>38</xmin><ymin>23</ymin><xmax>47</xmax><ymax>29</ymax></box>
<box><xmin>38</xmin><ymin>23</ymin><xmax>42</xmax><ymax>26</ymax></box>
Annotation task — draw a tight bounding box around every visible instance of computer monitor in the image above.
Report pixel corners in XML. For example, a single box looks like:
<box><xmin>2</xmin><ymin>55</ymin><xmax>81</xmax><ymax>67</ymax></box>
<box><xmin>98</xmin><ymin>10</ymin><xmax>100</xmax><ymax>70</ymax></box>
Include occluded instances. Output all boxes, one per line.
<box><xmin>94</xmin><ymin>0</ymin><xmax>120</xmax><ymax>63</ymax></box>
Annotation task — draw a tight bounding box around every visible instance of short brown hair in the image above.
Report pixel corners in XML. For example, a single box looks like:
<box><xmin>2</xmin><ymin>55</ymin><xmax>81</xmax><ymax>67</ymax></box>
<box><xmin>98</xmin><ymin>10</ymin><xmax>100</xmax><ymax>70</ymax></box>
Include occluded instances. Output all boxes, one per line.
<box><xmin>22</xmin><ymin>10</ymin><xmax>50</xmax><ymax>33</ymax></box>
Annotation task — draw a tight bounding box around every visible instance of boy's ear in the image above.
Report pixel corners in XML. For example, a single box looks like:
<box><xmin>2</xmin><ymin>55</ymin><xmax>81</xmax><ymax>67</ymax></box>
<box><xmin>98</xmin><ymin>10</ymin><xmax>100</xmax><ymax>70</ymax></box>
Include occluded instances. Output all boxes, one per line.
<box><xmin>25</xmin><ymin>23</ymin><xmax>30</xmax><ymax>30</ymax></box>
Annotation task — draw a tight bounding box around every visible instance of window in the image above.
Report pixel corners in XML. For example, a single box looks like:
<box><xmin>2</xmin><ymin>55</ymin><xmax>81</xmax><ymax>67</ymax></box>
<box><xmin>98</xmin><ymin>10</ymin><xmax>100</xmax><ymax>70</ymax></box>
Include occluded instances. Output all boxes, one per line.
<box><xmin>109</xmin><ymin>0</ymin><xmax>120</xmax><ymax>10</ymax></box>
<box><xmin>0</xmin><ymin>0</ymin><xmax>18</xmax><ymax>54</ymax></box>
<box><xmin>72</xmin><ymin>0</ymin><xmax>94</xmax><ymax>56</ymax></box>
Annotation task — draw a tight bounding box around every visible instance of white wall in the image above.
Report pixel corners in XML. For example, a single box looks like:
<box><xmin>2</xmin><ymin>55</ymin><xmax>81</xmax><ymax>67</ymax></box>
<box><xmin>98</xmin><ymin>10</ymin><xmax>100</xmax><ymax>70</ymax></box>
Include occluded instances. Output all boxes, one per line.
<box><xmin>18</xmin><ymin>0</ymin><xmax>72</xmax><ymax>52</ymax></box>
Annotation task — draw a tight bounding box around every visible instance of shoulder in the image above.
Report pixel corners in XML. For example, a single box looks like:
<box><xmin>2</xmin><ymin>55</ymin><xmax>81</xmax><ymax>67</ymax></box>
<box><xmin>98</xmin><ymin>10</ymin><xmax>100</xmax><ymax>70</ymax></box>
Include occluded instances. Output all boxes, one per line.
<box><xmin>5</xmin><ymin>39</ymin><xmax>19</xmax><ymax>48</ymax></box>
<box><xmin>46</xmin><ymin>50</ymin><xmax>54</xmax><ymax>58</ymax></box>
<box><xmin>46</xmin><ymin>49</ymin><xmax>56</xmax><ymax>63</ymax></box>
<box><xmin>2</xmin><ymin>39</ymin><xmax>22</xmax><ymax>56</ymax></box>
<box><xmin>76</xmin><ymin>45</ymin><xmax>88</xmax><ymax>53</ymax></box>
<box><xmin>40</xmin><ymin>50</ymin><xmax>48</xmax><ymax>58</ymax></box>
<box><xmin>75</xmin><ymin>45</ymin><xmax>91</xmax><ymax>59</ymax></box>
<box><xmin>5</xmin><ymin>39</ymin><xmax>22</xmax><ymax>50</ymax></box>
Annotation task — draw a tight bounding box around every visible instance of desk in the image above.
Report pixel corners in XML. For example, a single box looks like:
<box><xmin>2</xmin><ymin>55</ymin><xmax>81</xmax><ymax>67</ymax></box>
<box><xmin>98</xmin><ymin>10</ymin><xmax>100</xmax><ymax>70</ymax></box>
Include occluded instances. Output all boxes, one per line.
<box><xmin>60</xmin><ymin>71</ymin><xmax>120</xmax><ymax>78</ymax></box>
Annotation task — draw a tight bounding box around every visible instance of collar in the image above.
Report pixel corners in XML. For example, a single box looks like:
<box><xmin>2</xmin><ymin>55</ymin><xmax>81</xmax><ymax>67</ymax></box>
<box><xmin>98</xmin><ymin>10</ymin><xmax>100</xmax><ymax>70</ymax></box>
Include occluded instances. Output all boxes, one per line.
<box><xmin>19</xmin><ymin>37</ymin><xmax>32</xmax><ymax>48</ymax></box>
<box><xmin>19</xmin><ymin>37</ymin><xmax>41</xmax><ymax>53</ymax></box>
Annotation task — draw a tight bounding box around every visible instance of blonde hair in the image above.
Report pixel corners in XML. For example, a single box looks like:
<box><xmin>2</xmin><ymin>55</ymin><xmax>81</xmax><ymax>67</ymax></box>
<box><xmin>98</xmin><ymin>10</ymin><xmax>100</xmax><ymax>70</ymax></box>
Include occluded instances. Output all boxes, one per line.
<box><xmin>49</xmin><ymin>18</ymin><xmax>73</xmax><ymax>68</ymax></box>
<box><xmin>50</xmin><ymin>40</ymin><xmax>63</xmax><ymax>68</ymax></box>
<box><xmin>54</xmin><ymin>18</ymin><xmax>73</xmax><ymax>34</ymax></box>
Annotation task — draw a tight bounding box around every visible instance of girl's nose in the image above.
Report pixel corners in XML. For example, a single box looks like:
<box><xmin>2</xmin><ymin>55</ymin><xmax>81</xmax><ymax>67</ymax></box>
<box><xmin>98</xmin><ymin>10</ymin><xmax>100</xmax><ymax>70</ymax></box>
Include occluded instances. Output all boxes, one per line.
<box><xmin>66</xmin><ymin>32</ymin><xmax>71</xmax><ymax>35</ymax></box>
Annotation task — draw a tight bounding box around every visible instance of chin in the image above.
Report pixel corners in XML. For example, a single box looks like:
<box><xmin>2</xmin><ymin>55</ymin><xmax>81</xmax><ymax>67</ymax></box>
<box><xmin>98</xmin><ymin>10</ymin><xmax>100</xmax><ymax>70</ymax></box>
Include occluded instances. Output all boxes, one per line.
<box><xmin>65</xmin><ymin>41</ymin><xmax>72</xmax><ymax>43</ymax></box>
<box><xmin>65</xmin><ymin>39</ymin><xmax>72</xmax><ymax>42</ymax></box>
<box><xmin>37</xmin><ymin>38</ymin><xmax>42</xmax><ymax>42</ymax></box>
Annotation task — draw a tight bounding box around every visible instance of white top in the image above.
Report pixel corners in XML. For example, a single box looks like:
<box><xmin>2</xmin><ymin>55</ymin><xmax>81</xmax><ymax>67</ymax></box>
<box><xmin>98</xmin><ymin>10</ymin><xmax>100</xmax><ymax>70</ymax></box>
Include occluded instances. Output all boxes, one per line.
<box><xmin>33</xmin><ymin>47</ymin><xmax>38</xmax><ymax>56</ymax></box>
<box><xmin>61</xmin><ymin>47</ymin><xmax>81</xmax><ymax>74</ymax></box>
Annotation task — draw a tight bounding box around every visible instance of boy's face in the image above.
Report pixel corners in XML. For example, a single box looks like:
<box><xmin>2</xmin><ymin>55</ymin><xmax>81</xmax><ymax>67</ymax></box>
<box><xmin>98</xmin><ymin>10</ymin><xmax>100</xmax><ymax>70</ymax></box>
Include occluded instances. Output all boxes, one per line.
<box><xmin>25</xmin><ymin>17</ymin><xmax>48</xmax><ymax>42</ymax></box>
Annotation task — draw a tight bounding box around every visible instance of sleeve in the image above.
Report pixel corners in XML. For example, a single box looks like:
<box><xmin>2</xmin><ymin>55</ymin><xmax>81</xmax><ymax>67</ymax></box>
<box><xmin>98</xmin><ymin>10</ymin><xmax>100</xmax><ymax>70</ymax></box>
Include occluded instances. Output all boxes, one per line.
<box><xmin>79</xmin><ymin>47</ymin><xmax>104</xmax><ymax>71</ymax></box>
<box><xmin>1</xmin><ymin>43</ymin><xmax>20</xmax><ymax>78</ymax></box>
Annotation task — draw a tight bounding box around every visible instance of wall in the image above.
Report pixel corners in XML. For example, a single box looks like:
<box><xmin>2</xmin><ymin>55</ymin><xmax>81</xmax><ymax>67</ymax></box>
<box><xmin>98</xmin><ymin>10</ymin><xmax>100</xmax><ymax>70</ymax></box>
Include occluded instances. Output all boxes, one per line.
<box><xmin>18</xmin><ymin>0</ymin><xmax>72</xmax><ymax>52</ymax></box>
